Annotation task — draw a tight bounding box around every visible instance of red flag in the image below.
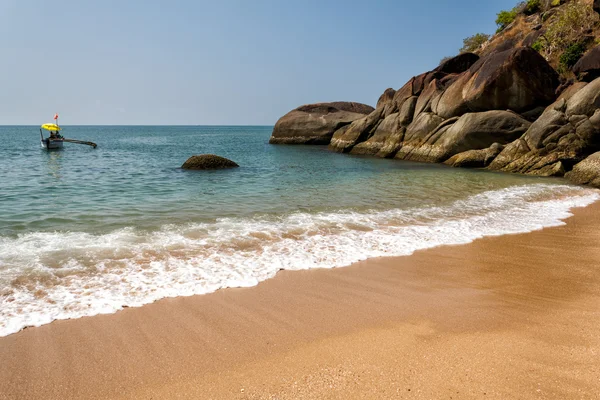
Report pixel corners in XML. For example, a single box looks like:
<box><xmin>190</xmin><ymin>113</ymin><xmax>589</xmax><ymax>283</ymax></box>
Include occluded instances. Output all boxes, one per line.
<box><xmin>53</xmin><ymin>113</ymin><xmax>59</xmax><ymax>120</ymax></box>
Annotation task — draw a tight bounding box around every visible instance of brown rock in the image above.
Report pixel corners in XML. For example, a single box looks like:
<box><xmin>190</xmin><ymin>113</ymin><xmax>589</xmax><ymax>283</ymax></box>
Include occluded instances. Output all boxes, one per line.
<box><xmin>436</xmin><ymin>53</ymin><xmax>480</xmax><ymax>74</ymax></box>
<box><xmin>573</xmin><ymin>45</ymin><xmax>600</xmax><ymax>82</ymax></box>
<box><xmin>489</xmin><ymin>78</ymin><xmax>600</xmax><ymax>176</ymax></box>
<box><xmin>181</xmin><ymin>155</ymin><xmax>239</xmax><ymax>170</ymax></box>
<box><xmin>351</xmin><ymin>113</ymin><xmax>402</xmax><ymax>156</ymax></box>
<box><xmin>269</xmin><ymin>102</ymin><xmax>374</xmax><ymax>145</ymax></box>
<box><xmin>566</xmin><ymin>152</ymin><xmax>600</xmax><ymax>187</ymax></box>
<box><xmin>398</xmin><ymin>111</ymin><xmax>529</xmax><ymax>163</ymax></box>
<box><xmin>565</xmin><ymin>78</ymin><xmax>600</xmax><ymax>117</ymax></box>
<box><xmin>377</xmin><ymin>88</ymin><xmax>396</xmax><ymax>109</ymax></box>
<box><xmin>329</xmin><ymin>108</ymin><xmax>385</xmax><ymax>153</ymax></box>
<box><xmin>444</xmin><ymin>143</ymin><xmax>504</xmax><ymax>168</ymax></box>
<box><xmin>414</xmin><ymin>80</ymin><xmax>443</xmax><ymax>118</ymax></box>
<box><xmin>436</xmin><ymin>47</ymin><xmax>559</xmax><ymax>119</ymax></box>
<box><xmin>435</xmin><ymin>111</ymin><xmax>529</xmax><ymax>160</ymax></box>
<box><xmin>399</xmin><ymin>96</ymin><xmax>418</xmax><ymax>126</ymax></box>
<box><xmin>394</xmin><ymin>113</ymin><xmax>446</xmax><ymax>162</ymax></box>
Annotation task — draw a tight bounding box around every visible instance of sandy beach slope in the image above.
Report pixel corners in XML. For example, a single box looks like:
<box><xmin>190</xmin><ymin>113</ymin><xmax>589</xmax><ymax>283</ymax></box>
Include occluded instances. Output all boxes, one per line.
<box><xmin>1</xmin><ymin>202</ymin><xmax>600</xmax><ymax>399</ymax></box>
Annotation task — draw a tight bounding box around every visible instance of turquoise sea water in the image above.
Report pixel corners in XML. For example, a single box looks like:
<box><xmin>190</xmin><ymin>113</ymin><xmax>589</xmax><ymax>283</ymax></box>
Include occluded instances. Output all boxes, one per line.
<box><xmin>0</xmin><ymin>125</ymin><xmax>597</xmax><ymax>336</ymax></box>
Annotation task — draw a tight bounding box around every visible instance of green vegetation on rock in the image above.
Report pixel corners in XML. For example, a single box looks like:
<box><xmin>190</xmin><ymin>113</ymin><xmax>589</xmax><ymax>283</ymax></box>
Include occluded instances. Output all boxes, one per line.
<box><xmin>460</xmin><ymin>33</ymin><xmax>490</xmax><ymax>53</ymax></box>
<box><xmin>496</xmin><ymin>9</ymin><xmax>518</xmax><ymax>32</ymax></box>
<box><xmin>535</xmin><ymin>1</ymin><xmax>598</xmax><ymax>69</ymax></box>
<box><xmin>451</xmin><ymin>0</ymin><xmax>599</xmax><ymax>78</ymax></box>
<box><xmin>559</xmin><ymin>42</ymin><xmax>587</xmax><ymax>69</ymax></box>
<box><xmin>523</xmin><ymin>0</ymin><xmax>541</xmax><ymax>15</ymax></box>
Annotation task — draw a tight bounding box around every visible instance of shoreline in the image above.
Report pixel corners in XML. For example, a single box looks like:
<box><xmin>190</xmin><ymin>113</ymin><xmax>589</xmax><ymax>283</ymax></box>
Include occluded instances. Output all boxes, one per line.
<box><xmin>2</xmin><ymin>182</ymin><xmax>595</xmax><ymax>338</ymax></box>
<box><xmin>1</xmin><ymin>201</ymin><xmax>600</xmax><ymax>399</ymax></box>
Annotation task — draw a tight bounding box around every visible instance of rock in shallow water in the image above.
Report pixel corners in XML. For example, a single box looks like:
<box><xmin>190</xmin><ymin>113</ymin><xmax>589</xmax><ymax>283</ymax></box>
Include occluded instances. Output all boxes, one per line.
<box><xmin>181</xmin><ymin>154</ymin><xmax>239</xmax><ymax>170</ymax></box>
<box><xmin>566</xmin><ymin>152</ymin><xmax>600</xmax><ymax>187</ymax></box>
<box><xmin>269</xmin><ymin>102</ymin><xmax>374</xmax><ymax>145</ymax></box>
<box><xmin>445</xmin><ymin>143</ymin><xmax>505</xmax><ymax>168</ymax></box>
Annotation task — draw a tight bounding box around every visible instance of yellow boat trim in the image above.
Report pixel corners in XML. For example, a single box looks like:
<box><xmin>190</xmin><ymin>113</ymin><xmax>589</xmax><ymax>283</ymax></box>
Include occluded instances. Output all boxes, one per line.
<box><xmin>41</xmin><ymin>123</ymin><xmax>61</xmax><ymax>131</ymax></box>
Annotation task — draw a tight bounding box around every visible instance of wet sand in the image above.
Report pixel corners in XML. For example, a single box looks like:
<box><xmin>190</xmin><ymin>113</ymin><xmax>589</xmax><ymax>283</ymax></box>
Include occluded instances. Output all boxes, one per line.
<box><xmin>1</xmin><ymin>202</ymin><xmax>600</xmax><ymax>399</ymax></box>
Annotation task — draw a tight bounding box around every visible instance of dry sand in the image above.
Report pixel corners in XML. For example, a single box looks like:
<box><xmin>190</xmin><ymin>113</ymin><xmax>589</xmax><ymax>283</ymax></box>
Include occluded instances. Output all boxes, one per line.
<box><xmin>1</xmin><ymin>202</ymin><xmax>600</xmax><ymax>399</ymax></box>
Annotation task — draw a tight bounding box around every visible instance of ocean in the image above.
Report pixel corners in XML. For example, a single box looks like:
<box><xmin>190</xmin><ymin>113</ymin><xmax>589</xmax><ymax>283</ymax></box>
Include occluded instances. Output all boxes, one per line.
<box><xmin>0</xmin><ymin>125</ymin><xmax>597</xmax><ymax>336</ymax></box>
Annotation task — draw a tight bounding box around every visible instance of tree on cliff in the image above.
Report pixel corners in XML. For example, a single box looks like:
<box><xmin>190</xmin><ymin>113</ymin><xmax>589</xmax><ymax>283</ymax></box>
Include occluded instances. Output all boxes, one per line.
<box><xmin>496</xmin><ymin>9</ymin><xmax>518</xmax><ymax>32</ymax></box>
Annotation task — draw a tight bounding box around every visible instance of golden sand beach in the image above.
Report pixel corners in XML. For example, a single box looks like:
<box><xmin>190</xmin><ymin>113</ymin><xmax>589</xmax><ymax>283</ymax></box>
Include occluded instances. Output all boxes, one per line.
<box><xmin>1</xmin><ymin>202</ymin><xmax>599</xmax><ymax>399</ymax></box>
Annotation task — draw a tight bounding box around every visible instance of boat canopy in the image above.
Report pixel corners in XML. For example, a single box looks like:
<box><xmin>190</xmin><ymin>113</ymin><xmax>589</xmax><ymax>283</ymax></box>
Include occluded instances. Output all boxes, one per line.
<box><xmin>41</xmin><ymin>123</ymin><xmax>61</xmax><ymax>131</ymax></box>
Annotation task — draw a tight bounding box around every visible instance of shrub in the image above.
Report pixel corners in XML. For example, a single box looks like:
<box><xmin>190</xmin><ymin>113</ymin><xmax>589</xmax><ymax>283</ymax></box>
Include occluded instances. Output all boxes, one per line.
<box><xmin>531</xmin><ymin>40</ymin><xmax>543</xmax><ymax>52</ymax></box>
<box><xmin>496</xmin><ymin>9</ymin><xmax>518</xmax><ymax>31</ymax></box>
<box><xmin>559</xmin><ymin>42</ymin><xmax>587</xmax><ymax>69</ymax></box>
<box><xmin>523</xmin><ymin>0</ymin><xmax>542</xmax><ymax>15</ymax></box>
<box><xmin>538</xmin><ymin>0</ymin><xmax>598</xmax><ymax>60</ymax></box>
<box><xmin>459</xmin><ymin>33</ymin><xmax>490</xmax><ymax>53</ymax></box>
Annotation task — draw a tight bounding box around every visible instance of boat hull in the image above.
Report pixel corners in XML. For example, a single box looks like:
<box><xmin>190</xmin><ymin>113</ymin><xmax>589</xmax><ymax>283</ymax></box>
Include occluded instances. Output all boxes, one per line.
<box><xmin>41</xmin><ymin>138</ymin><xmax>64</xmax><ymax>149</ymax></box>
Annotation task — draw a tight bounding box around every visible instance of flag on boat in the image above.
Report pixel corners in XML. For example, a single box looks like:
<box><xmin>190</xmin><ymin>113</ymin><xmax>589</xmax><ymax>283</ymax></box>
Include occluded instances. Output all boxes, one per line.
<box><xmin>53</xmin><ymin>113</ymin><xmax>59</xmax><ymax>120</ymax></box>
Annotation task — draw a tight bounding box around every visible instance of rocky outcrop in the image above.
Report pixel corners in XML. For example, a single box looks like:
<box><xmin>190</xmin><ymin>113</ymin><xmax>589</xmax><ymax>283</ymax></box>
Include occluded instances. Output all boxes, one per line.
<box><xmin>182</xmin><ymin>154</ymin><xmax>239</xmax><ymax>170</ymax></box>
<box><xmin>268</xmin><ymin>2</ymin><xmax>600</xmax><ymax>189</ymax></box>
<box><xmin>379</xmin><ymin>54</ymin><xmax>479</xmax><ymax>120</ymax></box>
<box><xmin>376</xmin><ymin>88</ymin><xmax>396</xmax><ymax>109</ymax></box>
<box><xmin>436</xmin><ymin>47</ymin><xmax>559</xmax><ymax>119</ymax></box>
<box><xmin>489</xmin><ymin>79</ymin><xmax>600</xmax><ymax>176</ymax></box>
<box><xmin>327</xmin><ymin>53</ymin><xmax>480</xmax><ymax>154</ymax></box>
<box><xmin>574</xmin><ymin>45</ymin><xmax>600</xmax><ymax>82</ymax></box>
<box><xmin>445</xmin><ymin>143</ymin><xmax>505</xmax><ymax>168</ymax></box>
<box><xmin>350</xmin><ymin>112</ymin><xmax>402</xmax><ymax>156</ymax></box>
<box><xmin>269</xmin><ymin>102</ymin><xmax>374</xmax><ymax>144</ymax></box>
<box><xmin>565</xmin><ymin>152</ymin><xmax>600</xmax><ymax>187</ymax></box>
<box><xmin>437</xmin><ymin>52</ymin><xmax>480</xmax><ymax>74</ymax></box>
<box><xmin>396</xmin><ymin>110</ymin><xmax>530</xmax><ymax>163</ymax></box>
<box><xmin>328</xmin><ymin>108</ymin><xmax>385</xmax><ymax>153</ymax></box>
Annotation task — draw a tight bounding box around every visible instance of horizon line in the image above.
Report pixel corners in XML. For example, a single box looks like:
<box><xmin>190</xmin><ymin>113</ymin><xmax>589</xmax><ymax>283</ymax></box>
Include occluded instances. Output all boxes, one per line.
<box><xmin>0</xmin><ymin>124</ymin><xmax>276</xmax><ymax>127</ymax></box>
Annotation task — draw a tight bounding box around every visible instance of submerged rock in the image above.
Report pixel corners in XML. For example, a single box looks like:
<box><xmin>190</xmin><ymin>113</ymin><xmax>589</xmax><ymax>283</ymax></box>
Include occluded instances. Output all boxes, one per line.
<box><xmin>181</xmin><ymin>154</ymin><xmax>239</xmax><ymax>170</ymax></box>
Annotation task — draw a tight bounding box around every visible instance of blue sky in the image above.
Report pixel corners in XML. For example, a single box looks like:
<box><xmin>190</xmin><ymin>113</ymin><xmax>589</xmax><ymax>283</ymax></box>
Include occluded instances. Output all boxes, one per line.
<box><xmin>1</xmin><ymin>0</ymin><xmax>518</xmax><ymax>125</ymax></box>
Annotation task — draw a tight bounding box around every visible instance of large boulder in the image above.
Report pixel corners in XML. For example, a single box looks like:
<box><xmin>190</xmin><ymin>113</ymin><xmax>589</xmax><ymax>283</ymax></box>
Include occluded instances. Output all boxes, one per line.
<box><xmin>394</xmin><ymin>113</ymin><xmax>446</xmax><ymax>161</ymax></box>
<box><xmin>326</xmin><ymin>53</ymin><xmax>479</xmax><ymax>154</ymax></box>
<box><xmin>565</xmin><ymin>152</ymin><xmax>600</xmax><ymax>187</ymax></box>
<box><xmin>573</xmin><ymin>45</ymin><xmax>600</xmax><ymax>82</ymax></box>
<box><xmin>436</xmin><ymin>53</ymin><xmax>480</xmax><ymax>74</ymax></box>
<box><xmin>436</xmin><ymin>47</ymin><xmax>559</xmax><ymax>119</ymax></box>
<box><xmin>396</xmin><ymin>110</ymin><xmax>529</xmax><ymax>163</ymax></box>
<box><xmin>328</xmin><ymin>107</ymin><xmax>385</xmax><ymax>153</ymax></box>
<box><xmin>269</xmin><ymin>102</ymin><xmax>374</xmax><ymax>144</ymax></box>
<box><xmin>182</xmin><ymin>154</ymin><xmax>239</xmax><ymax>170</ymax></box>
<box><xmin>489</xmin><ymin>78</ymin><xmax>600</xmax><ymax>176</ymax></box>
<box><xmin>444</xmin><ymin>143</ymin><xmax>504</xmax><ymax>168</ymax></box>
<box><xmin>383</xmin><ymin>53</ymin><xmax>479</xmax><ymax>118</ymax></box>
<box><xmin>350</xmin><ymin>112</ymin><xmax>402</xmax><ymax>156</ymax></box>
<box><xmin>350</xmin><ymin>95</ymin><xmax>419</xmax><ymax>157</ymax></box>
<box><xmin>376</xmin><ymin>88</ymin><xmax>396</xmax><ymax>109</ymax></box>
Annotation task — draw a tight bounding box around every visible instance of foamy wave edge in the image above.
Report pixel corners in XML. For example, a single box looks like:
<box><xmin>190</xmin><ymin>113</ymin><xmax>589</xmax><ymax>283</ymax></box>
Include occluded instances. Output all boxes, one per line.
<box><xmin>0</xmin><ymin>184</ymin><xmax>598</xmax><ymax>336</ymax></box>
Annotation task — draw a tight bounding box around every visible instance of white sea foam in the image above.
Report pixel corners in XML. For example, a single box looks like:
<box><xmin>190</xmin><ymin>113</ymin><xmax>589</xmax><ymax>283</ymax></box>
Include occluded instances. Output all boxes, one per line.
<box><xmin>0</xmin><ymin>184</ymin><xmax>597</xmax><ymax>336</ymax></box>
